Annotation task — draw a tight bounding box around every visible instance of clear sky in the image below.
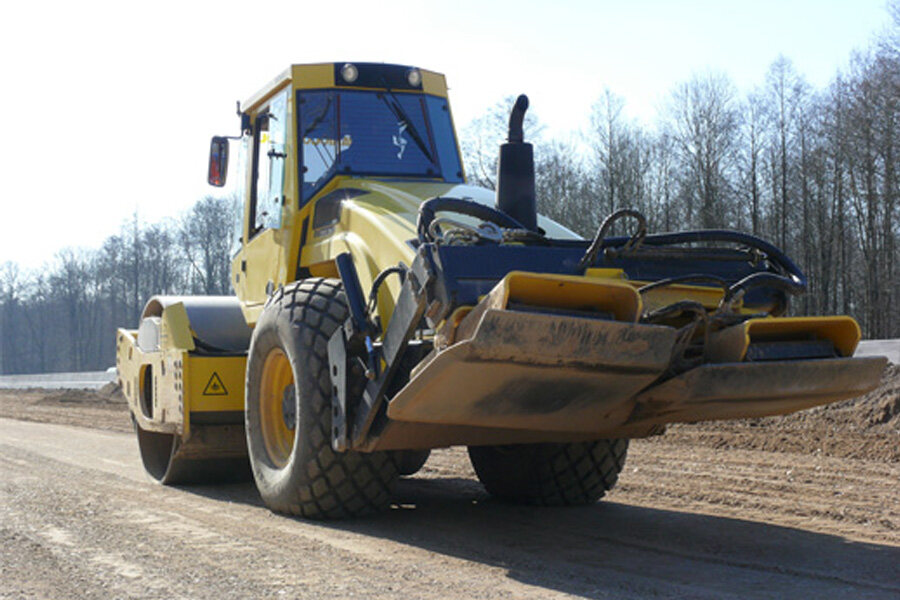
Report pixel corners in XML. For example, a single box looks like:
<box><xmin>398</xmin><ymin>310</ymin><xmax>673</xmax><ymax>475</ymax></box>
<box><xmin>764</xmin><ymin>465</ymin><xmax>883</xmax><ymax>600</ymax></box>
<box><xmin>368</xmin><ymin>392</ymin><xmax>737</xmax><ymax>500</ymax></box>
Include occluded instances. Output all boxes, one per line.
<box><xmin>0</xmin><ymin>0</ymin><xmax>891</xmax><ymax>269</ymax></box>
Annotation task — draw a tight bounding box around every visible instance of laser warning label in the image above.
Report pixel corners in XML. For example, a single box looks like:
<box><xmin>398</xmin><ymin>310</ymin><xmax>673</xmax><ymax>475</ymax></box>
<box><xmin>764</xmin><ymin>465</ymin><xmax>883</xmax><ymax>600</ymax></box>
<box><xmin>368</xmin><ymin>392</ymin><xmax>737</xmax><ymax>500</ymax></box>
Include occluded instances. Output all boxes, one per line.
<box><xmin>202</xmin><ymin>372</ymin><xmax>228</xmax><ymax>396</ymax></box>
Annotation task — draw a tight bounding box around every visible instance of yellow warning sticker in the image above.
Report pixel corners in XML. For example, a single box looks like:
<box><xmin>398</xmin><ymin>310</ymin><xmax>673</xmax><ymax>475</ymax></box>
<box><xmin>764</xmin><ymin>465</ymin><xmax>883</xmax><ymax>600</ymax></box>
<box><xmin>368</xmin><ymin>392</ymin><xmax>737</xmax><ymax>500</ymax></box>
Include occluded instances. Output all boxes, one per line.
<box><xmin>202</xmin><ymin>372</ymin><xmax>228</xmax><ymax>396</ymax></box>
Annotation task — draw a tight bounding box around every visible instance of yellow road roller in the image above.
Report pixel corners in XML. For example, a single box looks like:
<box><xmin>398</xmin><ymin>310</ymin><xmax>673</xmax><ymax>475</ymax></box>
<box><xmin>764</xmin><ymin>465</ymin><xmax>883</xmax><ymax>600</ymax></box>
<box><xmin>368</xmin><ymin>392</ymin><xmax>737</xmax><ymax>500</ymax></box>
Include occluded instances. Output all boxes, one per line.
<box><xmin>117</xmin><ymin>63</ymin><xmax>886</xmax><ymax>518</ymax></box>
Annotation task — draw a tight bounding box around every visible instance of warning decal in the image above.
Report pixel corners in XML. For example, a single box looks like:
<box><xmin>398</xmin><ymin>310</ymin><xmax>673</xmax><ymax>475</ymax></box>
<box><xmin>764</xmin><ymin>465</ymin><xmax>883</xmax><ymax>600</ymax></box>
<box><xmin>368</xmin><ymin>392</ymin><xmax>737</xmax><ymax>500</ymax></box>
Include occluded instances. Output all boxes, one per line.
<box><xmin>202</xmin><ymin>372</ymin><xmax>228</xmax><ymax>396</ymax></box>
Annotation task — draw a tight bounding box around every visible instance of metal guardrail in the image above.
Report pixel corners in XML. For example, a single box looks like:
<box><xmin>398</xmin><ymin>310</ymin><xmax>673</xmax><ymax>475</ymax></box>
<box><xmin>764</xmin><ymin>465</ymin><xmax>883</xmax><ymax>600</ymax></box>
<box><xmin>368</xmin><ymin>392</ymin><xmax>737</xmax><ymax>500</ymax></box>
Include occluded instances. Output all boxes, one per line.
<box><xmin>0</xmin><ymin>370</ymin><xmax>116</xmax><ymax>390</ymax></box>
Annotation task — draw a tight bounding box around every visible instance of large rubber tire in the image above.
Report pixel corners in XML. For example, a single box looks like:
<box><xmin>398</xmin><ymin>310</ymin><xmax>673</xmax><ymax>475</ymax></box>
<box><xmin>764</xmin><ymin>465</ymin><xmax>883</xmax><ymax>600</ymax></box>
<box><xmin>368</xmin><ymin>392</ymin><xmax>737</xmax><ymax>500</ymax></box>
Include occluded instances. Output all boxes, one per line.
<box><xmin>467</xmin><ymin>440</ymin><xmax>628</xmax><ymax>506</ymax></box>
<box><xmin>393</xmin><ymin>449</ymin><xmax>431</xmax><ymax>477</ymax></box>
<box><xmin>245</xmin><ymin>278</ymin><xmax>399</xmax><ymax>519</ymax></box>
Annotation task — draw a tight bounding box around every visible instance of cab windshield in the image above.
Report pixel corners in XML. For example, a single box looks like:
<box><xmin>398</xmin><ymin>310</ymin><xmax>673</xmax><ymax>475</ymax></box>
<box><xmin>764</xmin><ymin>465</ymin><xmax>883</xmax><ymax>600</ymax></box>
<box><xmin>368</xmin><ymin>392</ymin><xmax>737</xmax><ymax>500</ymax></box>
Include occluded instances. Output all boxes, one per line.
<box><xmin>298</xmin><ymin>89</ymin><xmax>463</xmax><ymax>202</ymax></box>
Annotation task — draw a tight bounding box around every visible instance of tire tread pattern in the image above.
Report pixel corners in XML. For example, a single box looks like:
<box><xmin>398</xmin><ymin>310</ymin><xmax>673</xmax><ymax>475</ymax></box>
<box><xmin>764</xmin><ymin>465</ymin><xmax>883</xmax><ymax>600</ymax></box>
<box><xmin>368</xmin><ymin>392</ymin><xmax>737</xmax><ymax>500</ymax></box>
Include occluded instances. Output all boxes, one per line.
<box><xmin>468</xmin><ymin>439</ymin><xmax>628</xmax><ymax>506</ymax></box>
<box><xmin>248</xmin><ymin>279</ymin><xmax>398</xmax><ymax>519</ymax></box>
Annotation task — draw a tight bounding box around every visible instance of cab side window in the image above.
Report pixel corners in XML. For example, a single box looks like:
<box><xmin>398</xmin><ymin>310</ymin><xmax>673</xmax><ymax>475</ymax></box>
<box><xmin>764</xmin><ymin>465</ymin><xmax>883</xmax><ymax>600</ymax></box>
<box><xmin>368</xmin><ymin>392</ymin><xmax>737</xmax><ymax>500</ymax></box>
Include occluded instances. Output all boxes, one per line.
<box><xmin>232</xmin><ymin>135</ymin><xmax>250</xmax><ymax>254</ymax></box>
<box><xmin>249</xmin><ymin>89</ymin><xmax>289</xmax><ymax>237</ymax></box>
<box><xmin>299</xmin><ymin>91</ymin><xmax>338</xmax><ymax>203</ymax></box>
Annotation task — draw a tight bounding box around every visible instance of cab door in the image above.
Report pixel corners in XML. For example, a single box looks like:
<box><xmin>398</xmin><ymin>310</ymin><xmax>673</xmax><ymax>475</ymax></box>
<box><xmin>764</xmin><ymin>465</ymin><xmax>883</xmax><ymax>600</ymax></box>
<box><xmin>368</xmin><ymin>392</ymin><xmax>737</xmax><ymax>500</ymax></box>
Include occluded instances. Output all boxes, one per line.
<box><xmin>234</xmin><ymin>88</ymin><xmax>290</xmax><ymax>315</ymax></box>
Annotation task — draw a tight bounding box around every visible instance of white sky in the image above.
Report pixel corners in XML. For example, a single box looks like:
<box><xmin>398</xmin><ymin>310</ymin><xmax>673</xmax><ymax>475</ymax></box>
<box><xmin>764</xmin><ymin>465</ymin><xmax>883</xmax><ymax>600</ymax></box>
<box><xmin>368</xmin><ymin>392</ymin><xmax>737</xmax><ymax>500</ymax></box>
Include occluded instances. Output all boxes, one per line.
<box><xmin>0</xmin><ymin>0</ymin><xmax>891</xmax><ymax>269</ymax></box>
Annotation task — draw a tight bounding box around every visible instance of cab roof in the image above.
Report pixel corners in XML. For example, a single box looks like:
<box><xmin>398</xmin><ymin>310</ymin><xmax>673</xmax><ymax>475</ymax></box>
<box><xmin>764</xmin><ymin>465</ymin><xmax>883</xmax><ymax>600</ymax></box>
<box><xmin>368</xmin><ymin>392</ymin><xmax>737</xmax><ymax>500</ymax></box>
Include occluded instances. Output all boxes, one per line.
<box><xmin>242</xmin><ymin>62</ymin><xmax>449</xmax><ymax>113</ymax></box>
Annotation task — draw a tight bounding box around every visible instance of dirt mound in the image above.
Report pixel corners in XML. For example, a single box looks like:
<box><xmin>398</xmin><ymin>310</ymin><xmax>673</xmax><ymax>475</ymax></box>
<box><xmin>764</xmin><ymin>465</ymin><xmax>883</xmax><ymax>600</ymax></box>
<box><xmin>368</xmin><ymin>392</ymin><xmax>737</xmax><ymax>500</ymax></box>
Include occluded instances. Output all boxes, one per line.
<box><xmin>662</xmin><ymin>363</ymin><xmax>900</xmax><ymax>462</ymax></box>
<box><xmin>36</xmin><ymin>386</ymin><xmax>121</xmax><ymax>405</ymax></box>
<box><xmin>0</xmin><ymin>386</ymin><xmax>132</xmax><ymax>433</ymax></box>
<box><xmin>44</xmin><ymin>389</ymin><xmax>101</xmax><ymax>404</ymax></box>
<box><xmin>26</xmin><ymin>382</ymin><xmax>127</xmax><ymax>405</ymax></box>
<box><xmin>862</xmin><ymin>364</ymin><xmax>900</xmax><ymax>425</ymax></box>
<box><xmin>764</xmin><ymin>363</ymin><xmax>900</xmax><ymax>430</ymax></box>
<box><xmin>96</xmin><ymin>381</ymin><xmax>127</xmax><ymax>403</ymax></box>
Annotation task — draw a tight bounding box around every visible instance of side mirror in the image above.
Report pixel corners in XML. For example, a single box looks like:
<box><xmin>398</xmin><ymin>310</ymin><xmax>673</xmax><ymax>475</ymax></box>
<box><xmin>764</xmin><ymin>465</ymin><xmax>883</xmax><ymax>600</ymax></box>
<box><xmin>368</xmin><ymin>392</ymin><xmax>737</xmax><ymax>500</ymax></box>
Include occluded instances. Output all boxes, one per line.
<box><xmin>208</xmin><ymin>136</ymin><xmax>229</xmax><ymax>187</ymax></box>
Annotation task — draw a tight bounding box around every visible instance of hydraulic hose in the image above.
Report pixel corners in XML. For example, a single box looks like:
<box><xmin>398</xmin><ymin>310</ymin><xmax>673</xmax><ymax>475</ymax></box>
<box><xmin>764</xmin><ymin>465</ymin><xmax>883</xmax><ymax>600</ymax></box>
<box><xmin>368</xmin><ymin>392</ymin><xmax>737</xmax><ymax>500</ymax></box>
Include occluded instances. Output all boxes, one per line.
<box><xmin>417</xmin><ymin>196</ymin><xmax>526</xmax><ymax>243</ymax></box>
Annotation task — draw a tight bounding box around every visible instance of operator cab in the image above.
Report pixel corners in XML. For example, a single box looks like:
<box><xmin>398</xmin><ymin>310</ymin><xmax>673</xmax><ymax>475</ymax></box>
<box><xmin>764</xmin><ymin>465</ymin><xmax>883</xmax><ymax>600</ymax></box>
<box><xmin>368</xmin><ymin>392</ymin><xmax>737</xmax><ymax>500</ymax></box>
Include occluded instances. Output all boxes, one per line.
<box><xmin>297</xmin><ymin>65</ymin><xmax>464</xmax><ymax>202</ymax></box>
<box><xmin>206</xmin><ymin>63</ymin><xmax>466</xmax><ymax>319</ymax></box>
<box><xmin>208</xmin><ymin>62</ymin><xmax>463</xmax><ymax>201</ymax></box>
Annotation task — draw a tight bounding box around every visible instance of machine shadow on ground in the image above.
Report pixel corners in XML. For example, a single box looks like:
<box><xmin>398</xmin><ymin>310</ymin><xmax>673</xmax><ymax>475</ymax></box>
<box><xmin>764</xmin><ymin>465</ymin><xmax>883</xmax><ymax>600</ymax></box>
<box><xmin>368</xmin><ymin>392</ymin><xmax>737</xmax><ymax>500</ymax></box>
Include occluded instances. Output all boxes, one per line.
<box><xmin>181</xmin><ymin>475</ymin><xmax>900</xmax><ymax>599</ymax></box>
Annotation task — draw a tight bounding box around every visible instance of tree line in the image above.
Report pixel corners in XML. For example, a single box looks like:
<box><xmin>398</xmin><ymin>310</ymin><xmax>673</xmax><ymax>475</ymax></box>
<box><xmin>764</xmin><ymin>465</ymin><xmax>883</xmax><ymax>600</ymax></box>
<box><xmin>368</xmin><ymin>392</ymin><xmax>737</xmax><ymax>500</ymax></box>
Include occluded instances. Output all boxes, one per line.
<box><xmin>0</xmin><ymin>198</ymin><xmax>237</xmax><ymax>374</ymax></box>
<box><xmin>0</xmin><ymin>11</ymin><xmax>896</xmax><ymax>374</ymax></box>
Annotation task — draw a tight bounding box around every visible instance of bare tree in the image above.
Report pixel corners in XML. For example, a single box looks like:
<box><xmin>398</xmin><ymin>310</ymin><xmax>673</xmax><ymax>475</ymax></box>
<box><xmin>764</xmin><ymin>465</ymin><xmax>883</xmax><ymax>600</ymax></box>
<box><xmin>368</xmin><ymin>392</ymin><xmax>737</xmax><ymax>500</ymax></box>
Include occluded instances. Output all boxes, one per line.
<box><xmin>179</xmin><ymin>196</ymin><xmax>238</xmax><ymax>295</ymax></box>
<box><xmin>665</xmin><ymin>71</ymin><xmax>741</xmax><ymax>229</ymax></box>
<box><xmin>534</xmin><ymin>140</ymin><xmax>595</xmax><ymax>236</ymax></box>
<box><xmin>0</xmin><ymin>262</ymin><xmax>24</xmax><ymax>373</ymax></box>
<box><xmin>737</xmin><ymin>90</ymin><xmax>770</xmax><ymax>235</ymax></box>
<box><xmin>459</xmin><ymin>95</ymin><xmax>544</xmax><ymax>189</ymax></box>
<box><xmin>763</xmin><ymin>56</ymin><xmax>808</xmax><ymax>251</ymax></box>
<box><xmin>589</xmin><ymin>89</ymin><xmax>630</xmax><ymax>216</ymax></box>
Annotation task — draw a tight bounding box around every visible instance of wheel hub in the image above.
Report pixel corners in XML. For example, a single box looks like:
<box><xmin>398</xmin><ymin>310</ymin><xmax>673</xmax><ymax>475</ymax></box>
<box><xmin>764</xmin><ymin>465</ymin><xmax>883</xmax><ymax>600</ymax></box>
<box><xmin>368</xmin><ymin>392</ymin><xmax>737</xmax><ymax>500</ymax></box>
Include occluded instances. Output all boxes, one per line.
<box><xmin>281</xmin><ymin>384</ymin><xmax>296</xmax><ymax>431</ymax></box>
<box><xmin>259</xmin><ymin>348</ymin><xmax>296</xmax><ymax>468</ymax></box>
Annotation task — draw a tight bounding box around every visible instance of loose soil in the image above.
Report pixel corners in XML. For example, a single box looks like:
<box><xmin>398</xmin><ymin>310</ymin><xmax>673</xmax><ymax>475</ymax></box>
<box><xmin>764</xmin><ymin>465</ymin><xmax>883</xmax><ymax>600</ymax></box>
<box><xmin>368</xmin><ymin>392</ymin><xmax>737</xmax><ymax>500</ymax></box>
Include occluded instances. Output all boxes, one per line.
<box><xmin>0</xmin><ymin>382</ymin><xmax>131</xmax><ymax>433</ymax></box>
<box><xmin>1</xmin><ymin>367</ymin><xmax>898</xmax><ymax>598</ymax></box>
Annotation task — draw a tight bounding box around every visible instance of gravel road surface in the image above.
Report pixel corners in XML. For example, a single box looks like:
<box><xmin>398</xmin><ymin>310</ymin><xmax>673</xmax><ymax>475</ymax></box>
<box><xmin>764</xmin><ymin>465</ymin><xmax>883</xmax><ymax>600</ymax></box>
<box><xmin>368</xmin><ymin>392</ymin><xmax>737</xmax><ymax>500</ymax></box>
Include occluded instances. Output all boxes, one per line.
<box><xmin>1</xmin><ymin>381</ymin><xmax>898</xmax><ymax>599</ymax></box>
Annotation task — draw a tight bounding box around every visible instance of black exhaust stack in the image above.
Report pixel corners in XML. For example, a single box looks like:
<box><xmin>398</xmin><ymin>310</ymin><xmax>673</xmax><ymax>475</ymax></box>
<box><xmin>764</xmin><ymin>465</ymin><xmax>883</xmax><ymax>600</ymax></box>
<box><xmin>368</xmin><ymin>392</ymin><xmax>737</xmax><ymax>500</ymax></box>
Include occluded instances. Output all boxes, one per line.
<box><xmin>495</xmin><ymin>94</ymin><xmax>537</xmax><ymax>231</ymax></box>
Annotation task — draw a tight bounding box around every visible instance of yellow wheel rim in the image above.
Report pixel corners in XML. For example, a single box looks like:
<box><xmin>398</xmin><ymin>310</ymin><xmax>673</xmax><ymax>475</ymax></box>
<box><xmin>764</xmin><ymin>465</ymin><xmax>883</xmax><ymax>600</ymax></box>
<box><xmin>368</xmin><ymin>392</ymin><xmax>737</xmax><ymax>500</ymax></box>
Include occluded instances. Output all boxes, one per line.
<box><xmin>259</xmin><ymin>348</ymin><xmax>296</xmax><ymax>468</ymax></box>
